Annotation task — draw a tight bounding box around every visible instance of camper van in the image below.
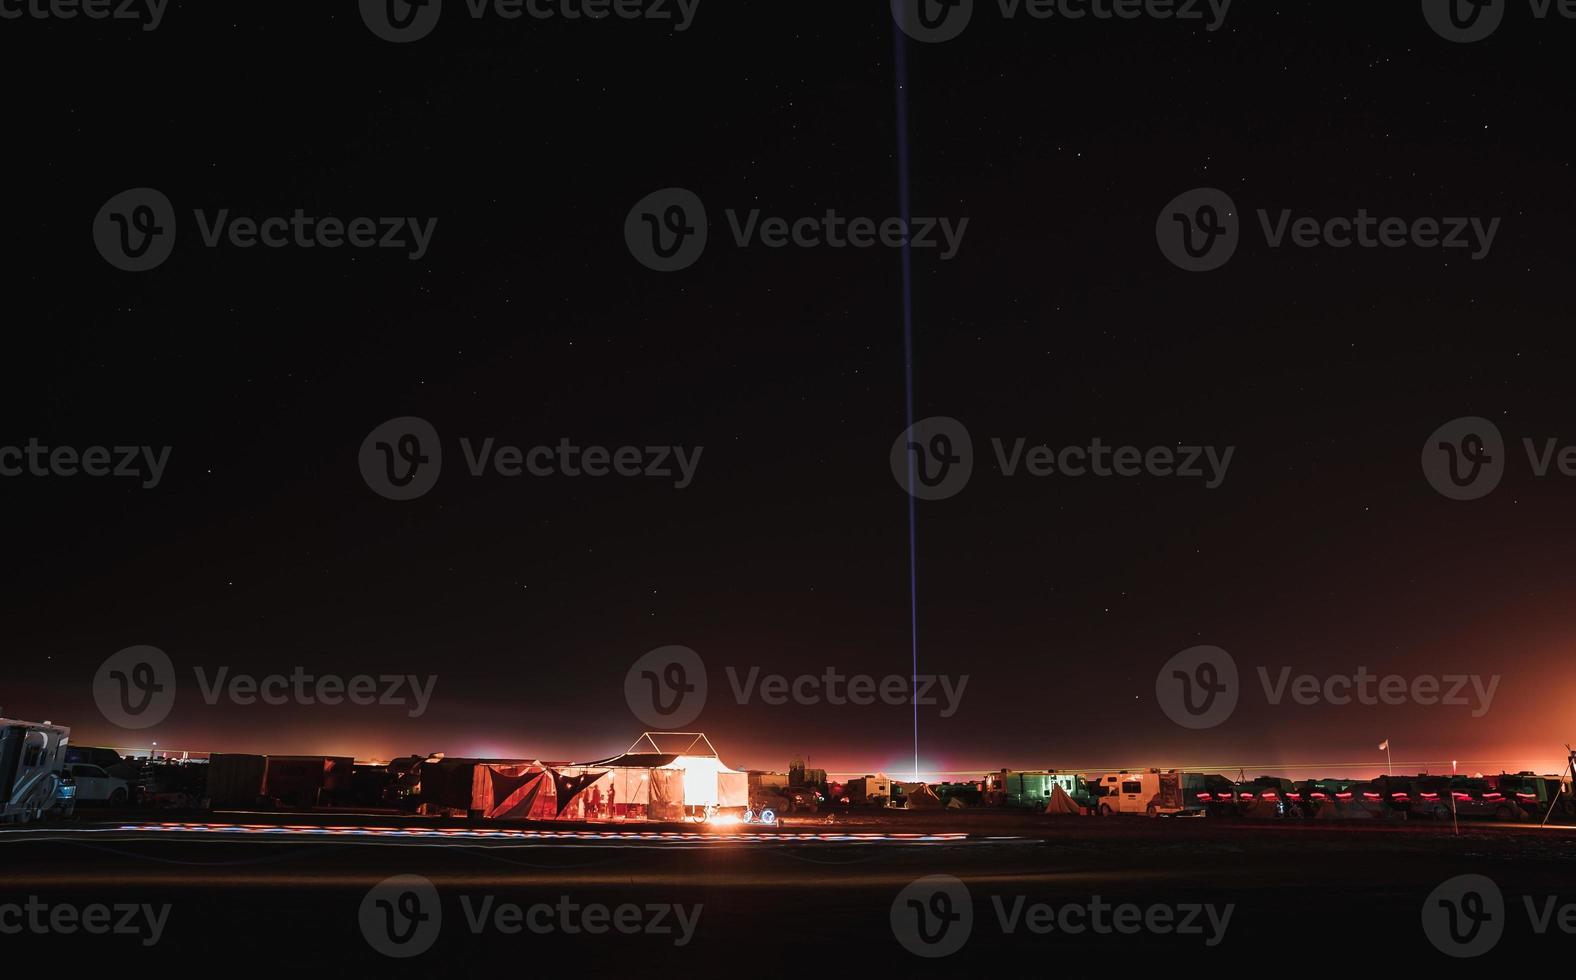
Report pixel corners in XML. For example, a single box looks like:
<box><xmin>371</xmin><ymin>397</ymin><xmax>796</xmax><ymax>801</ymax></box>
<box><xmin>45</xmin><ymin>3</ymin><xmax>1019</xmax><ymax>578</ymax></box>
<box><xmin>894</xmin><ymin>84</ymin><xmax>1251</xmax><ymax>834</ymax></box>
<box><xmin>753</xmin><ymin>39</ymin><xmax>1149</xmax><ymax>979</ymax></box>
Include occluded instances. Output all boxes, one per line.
<box><xmin>1</xmin><ymin>718</ymin><xmax>74</xmax><ymax>823</ymax></box>
<box><xmin>1092</xmin><ymin>770</ymin><xmax>1200</xmax><ymax>817</ymax></box>
<box><xmin>845</xmin><ymin>774</ymin><xmax>891</xmax><ymax>806</ymax></box>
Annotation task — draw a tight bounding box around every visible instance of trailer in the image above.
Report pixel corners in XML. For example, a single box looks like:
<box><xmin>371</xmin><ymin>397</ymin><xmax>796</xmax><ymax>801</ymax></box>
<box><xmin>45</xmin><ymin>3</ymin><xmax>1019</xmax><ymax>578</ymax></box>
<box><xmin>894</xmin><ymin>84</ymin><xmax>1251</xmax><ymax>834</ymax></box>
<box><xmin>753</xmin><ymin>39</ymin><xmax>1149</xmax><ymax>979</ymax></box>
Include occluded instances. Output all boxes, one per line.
<box><xmin>845</xmin><ymin>773</ymin><xmax>892</xmax><ymax>806</ymax></box>
<box><xmin>0</xmin><ymin>718</ymin><xmax>74</xmax><ymax>823</ymax></box>
<box><xmin>988</xmin><ymin>770</ymin><xmax>1086</xmax><ymax>809</ymax></box>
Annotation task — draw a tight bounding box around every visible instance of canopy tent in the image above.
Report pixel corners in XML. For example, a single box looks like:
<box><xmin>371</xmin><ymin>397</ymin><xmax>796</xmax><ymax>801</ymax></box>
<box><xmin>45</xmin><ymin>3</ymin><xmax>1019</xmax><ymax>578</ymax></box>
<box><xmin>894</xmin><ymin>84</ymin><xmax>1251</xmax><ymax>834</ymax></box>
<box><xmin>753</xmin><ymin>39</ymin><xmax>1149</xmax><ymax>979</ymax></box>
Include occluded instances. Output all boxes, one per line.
<box><xmin>578</xmin><ymin>734</ymin><xmax>749</xmax><ymax>816</ymax></box>
<box><xmin>443</xmin><ymin>734</ymin><xmax>748</xmax><ymax>823</ymax></box>
<box><xmin>898</xmin><ymin>782</ymin><xmax>944</xmax><ymax>809</ymax></box>
<box><xmin>1044</xmin><ymin>783</ymin><xmax>1083</xmax><ymax>815</ymax></box>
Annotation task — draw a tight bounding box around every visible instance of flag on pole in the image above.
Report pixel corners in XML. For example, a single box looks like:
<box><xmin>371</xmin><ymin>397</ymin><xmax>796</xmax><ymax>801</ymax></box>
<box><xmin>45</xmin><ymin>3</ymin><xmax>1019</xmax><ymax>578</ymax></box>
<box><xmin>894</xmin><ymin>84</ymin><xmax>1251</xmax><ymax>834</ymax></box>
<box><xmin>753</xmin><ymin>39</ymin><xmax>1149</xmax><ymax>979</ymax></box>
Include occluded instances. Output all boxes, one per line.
<box><xmin>1378</xmin><ymin>740</ymin><xmax>1389</xmax><ymax>751</ymax></box>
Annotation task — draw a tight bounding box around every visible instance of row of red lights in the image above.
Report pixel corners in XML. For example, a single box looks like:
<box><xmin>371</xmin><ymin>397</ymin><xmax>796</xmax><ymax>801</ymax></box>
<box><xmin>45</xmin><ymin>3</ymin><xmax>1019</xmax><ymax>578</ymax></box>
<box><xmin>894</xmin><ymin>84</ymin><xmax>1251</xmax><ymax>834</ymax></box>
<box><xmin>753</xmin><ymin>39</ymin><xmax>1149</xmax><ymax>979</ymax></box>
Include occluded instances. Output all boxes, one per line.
<box><xmin>1194</xmin><ymin>791</ymin><xmax>1536</xmax><ymax>803</ymax></box>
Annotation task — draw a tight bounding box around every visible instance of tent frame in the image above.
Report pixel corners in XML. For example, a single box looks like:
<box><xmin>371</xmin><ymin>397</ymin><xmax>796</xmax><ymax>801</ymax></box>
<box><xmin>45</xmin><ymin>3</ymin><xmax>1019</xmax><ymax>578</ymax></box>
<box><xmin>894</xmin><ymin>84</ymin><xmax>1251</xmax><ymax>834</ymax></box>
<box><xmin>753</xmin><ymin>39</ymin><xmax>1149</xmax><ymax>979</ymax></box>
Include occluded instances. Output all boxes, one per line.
<box><xmin>624</xmin><ymin>732</ymin><xmax>720</xmax><ymax>758</ymax></box>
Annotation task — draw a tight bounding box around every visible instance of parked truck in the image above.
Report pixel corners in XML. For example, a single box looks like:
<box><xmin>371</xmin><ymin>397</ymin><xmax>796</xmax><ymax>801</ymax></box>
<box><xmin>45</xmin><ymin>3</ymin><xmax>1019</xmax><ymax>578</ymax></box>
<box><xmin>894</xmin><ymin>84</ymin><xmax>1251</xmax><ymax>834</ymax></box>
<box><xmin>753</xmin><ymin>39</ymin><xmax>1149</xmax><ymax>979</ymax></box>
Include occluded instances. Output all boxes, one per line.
<box><xmin>1488</xmin><ymin>771</ymin><xmax>1574</xmax><ymax>820</ymax></box>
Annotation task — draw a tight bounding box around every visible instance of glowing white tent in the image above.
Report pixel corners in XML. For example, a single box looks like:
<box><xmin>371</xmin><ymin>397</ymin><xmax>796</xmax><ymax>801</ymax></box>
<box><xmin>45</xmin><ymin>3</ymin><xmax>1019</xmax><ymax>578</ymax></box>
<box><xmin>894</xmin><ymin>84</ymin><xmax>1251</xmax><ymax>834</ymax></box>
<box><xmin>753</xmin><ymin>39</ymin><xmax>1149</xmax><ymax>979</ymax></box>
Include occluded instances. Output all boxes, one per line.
<box><xmin>578</xmin><ymin>733</ymin><xmax>749</xmax><ymax>817</ymax></box>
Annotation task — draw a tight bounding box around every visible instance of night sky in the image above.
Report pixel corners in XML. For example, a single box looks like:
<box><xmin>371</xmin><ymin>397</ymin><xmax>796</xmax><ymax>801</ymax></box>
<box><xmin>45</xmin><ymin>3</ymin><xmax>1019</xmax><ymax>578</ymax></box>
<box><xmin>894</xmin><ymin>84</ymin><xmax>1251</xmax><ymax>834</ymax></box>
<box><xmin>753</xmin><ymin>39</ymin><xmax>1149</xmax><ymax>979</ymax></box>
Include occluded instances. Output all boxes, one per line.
<box><xmin>5</xmin><ymin>0</ymin><xmax>1574</xmax><ymax>778</ymax></box>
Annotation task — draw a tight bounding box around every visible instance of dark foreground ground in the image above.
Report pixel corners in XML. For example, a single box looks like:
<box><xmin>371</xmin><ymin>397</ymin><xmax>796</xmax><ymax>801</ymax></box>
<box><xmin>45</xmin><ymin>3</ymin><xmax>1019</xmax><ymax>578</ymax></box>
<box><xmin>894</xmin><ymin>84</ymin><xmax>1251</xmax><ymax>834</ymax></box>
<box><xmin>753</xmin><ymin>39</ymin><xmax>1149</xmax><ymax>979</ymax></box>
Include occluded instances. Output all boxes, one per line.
<box><xmin>3</xmin><ymin>808</ymin><xmax>1571</xmax><ymax>970</ymax></box>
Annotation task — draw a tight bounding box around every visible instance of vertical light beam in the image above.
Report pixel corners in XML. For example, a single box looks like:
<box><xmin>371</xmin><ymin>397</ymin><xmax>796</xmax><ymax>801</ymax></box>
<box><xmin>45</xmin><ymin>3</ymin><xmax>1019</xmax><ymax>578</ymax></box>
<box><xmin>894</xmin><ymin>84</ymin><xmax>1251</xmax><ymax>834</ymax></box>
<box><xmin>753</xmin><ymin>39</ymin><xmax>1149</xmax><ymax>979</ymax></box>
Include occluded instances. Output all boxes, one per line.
<box><xmin>893</xmin><ymin>19</ymin><xmax>920</xmax><ymax>783</ymax></box>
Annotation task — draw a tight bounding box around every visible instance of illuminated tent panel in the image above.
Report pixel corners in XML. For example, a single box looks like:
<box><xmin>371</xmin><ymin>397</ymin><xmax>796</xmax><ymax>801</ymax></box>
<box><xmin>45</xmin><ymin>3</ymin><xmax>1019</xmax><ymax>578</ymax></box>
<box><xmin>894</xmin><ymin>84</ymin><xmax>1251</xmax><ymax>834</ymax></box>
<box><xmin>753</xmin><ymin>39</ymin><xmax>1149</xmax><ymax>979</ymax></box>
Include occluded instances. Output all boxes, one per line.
<box><xmin>470</xmin><ymin>762</ymin><xmax>555</xmax><ymax>821</ymax></box>
<box><xmin>457</xmin><ymin>734</ymin><xmax>748</xmax><ymax>823</ymax></box>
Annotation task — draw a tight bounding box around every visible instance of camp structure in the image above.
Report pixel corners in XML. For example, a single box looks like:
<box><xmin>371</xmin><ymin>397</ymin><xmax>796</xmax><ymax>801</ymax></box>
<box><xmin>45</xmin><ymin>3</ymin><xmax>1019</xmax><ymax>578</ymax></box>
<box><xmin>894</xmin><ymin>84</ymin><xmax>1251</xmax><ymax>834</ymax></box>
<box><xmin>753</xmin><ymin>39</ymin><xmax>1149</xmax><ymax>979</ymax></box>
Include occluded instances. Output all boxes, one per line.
<box><xmin>574</xmin><ymin>732</ymin><xmax>749</xmax><ymax>822</ymax></box>
<box><xmin>205</xmin><ymin>753</ymin><xmax>354</xmax><ymax>809</ymax></box>
<box><xmin>987</xmin><ymin>769</ymin><xmax>1084</xmax><ymax>809</ymax></box>
<box><xmin>421</xmin><ymin>733</ymin><xmax>749</xmax><ymax>824</ymax></box>
<box><xmin>1043</xmin><ymin>783</ymin><xmax>1083</xmax><ymax>815</ymax></box>
<box><xmin>896</xmin><ymin>781</ymin><xmax>944</xmax><ymax>809</ymax></box>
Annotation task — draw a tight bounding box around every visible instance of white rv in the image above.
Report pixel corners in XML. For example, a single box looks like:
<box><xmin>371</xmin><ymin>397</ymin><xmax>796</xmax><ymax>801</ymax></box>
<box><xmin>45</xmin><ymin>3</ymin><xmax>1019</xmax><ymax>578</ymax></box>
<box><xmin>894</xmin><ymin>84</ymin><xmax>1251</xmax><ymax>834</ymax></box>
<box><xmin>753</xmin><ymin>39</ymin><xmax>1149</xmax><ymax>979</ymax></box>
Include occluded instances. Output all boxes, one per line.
<box><xmin>1092</xmin><ymin>770</ymin><xmax>1197</xmax><ymax>817</ymax></box>
<box><xmin>1</xmin><ymin>718</ymin><xmax>75</xmax><ymax>822</ymax></box>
